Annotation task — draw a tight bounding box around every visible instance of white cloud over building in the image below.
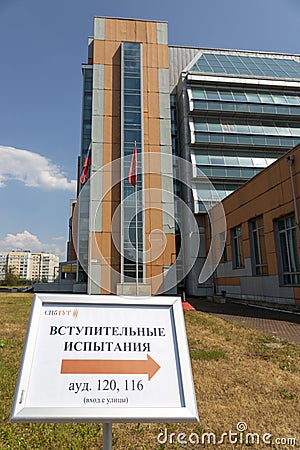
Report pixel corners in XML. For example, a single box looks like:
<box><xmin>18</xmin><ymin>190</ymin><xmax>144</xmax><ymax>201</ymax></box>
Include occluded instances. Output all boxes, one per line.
<box><xmin>0</xmin><ymin>230</ymin><xmax>66</xmax><ymax>260</ymax></box>
<box><xmin>0</xmin><ymin>145</ymin><xmax>76</xmax><ymax>191</ymax></box>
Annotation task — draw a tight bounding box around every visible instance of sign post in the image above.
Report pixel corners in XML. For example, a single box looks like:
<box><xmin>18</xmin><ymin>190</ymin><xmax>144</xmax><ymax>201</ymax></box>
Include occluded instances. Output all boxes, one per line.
<box><xmin>11</xmin><ymin>294</ymin><xmax>198</xmax><ymax>446</ymax></box>
<box><xmin>103</xmin><ymin>423</ymin><xmax>112</xmax><ymax>450</ymax></box>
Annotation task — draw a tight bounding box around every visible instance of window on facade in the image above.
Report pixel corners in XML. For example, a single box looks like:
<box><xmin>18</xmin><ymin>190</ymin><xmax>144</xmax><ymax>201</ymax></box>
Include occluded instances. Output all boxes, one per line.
<box><xmin>249</xmin><ymin>216</ymin><xmax>268</xmax><ymax>275</ymax></box>
<box><xmin>275</xmin><ymin>215</ymin><xmax>300</xmax><ymax>285</ymax></box>
<box><xmin>220</xmin><ymin>231</ymin><xmax>227</xmax><ymax>263</ymax></box>
<box><xmin>231</xmin><ymin>225</ymin><xmax>244</xmax><ymax>268</ymax></box>
<box><xmin>122</xmin><ymin>41</ymin><xmax>143</xmax><ymax>282</ymax></box>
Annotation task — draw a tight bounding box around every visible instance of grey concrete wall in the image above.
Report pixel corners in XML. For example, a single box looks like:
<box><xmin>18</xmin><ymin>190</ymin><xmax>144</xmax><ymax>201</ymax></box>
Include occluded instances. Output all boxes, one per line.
<box><xmin>216</xmin><ymin>258</ymin><xmax>295</xmax><ymax>304</ymax></box>
<box><xmin>168</xmin><ymin>46</ymin><xmax>201</xmax><ymax>90</ymax></box>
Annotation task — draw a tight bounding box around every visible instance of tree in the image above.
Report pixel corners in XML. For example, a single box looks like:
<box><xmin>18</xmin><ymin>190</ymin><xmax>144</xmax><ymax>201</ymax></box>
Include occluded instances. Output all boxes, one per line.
<box><xmin>1</xmin><ymin>265</ymin><xmax>18</xmax><ymax>286</ymax></box>
<box><xmin>0</xmin><ymin>265</ymin><xmax>30</xmax><ymax>287</ymax></box>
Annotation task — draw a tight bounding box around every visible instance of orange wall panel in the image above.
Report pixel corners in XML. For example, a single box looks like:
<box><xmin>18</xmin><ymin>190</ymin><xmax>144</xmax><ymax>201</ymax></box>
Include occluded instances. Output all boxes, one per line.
<box><xmin>91</xmin><ymin>232</ymin><xmax>111</xmax><ymax>259</ymax></box>
<box><xmin>163</xmin><ymin>235</ymin><xmax>176</xmax><ymax>266</ymax></box>
<box><xmin>243</xmin><ymin>238</ymin><xmax>251</xmax><ymax>259</ymax></box>
<box><xmin>148</xmin><ymin>118</ymin><xmax>161</xmax><ymax>145</ymax></box>
<box><xmin>143</xmin><ymin>44</ymin><xmax>159</xmax><ymax>68</ymax></box>
<box><xmin>93</xmin><ymin>40</ymin><xmax>105</xmax><ymax>64</ymax></box>
<box><xmin>101</xmin><ymin>202</ymin><xmax>113</xmax><ymax>232</ymax></box>
<box><xmin>103</xmin><ymin>117</ymin><xmax>112</xmax><ymax>144</ymax></box>
<box><xmin>104</xmin><ymin>90</ymin><xmax>113</xmax><ymax>117</ymax></box>
<box><xmin>267</xmin><ymin>251</ymin><xmax>278</xmax><ymax>276</ymax></box>
<box><xmin>157</xmin><ymin>44</ymin><xmax>169</xmax><ymax>68</ymax></box>
<box><xmin>136</xmin><ymin>21</ymin><xmax>148</xmax><ymax>42</ymax></box>
<box><xmin>148</xmin><ymin>265</ymin><xmax>164</xmax><ymax>294</ymax></box>
<box><xmin>105</xmin><ymin>19</ymin><xmax>129</xmax><ymax>42</ymax></box>
<box><xmin>146</xmin><ymin>22</ymin><xmax>158</xmax><ymax>44</ymax></box>
<box><xmin>281</xmin><ymin>179</ymin><xmax>294</xmax><ymax>204</ymax></box>
<box><xmin>145</xmin><ymin>68</ymin><xmax>159</xmax><ymax>93</ymax></box>
<box><xmin>97</xmin><ymin>17</ymin><xmax>160</xmax><ymax>50</ymax></box>
<box><xmin>146</xmin><ymin>144</ymin><xmax>161</xmax><ymax>153</ymax></box>
<box><xmin>215</xmin><ymin>276</ymin><xmax>241</xmax><ymax>286</ymax></box>
<box><xmin>104</xmin><ymin>65</ymin><xmax>113</xmax><ymax>90</ymax></box>
<box><xmin>104</xmin><ymin>41</ymin><xmax>121</xmax><ymax>65</ymax></box>
<box><xmin>148</xmin><ymin>93</ymin><xmax>160</xmax><ymax>119</ymax></box>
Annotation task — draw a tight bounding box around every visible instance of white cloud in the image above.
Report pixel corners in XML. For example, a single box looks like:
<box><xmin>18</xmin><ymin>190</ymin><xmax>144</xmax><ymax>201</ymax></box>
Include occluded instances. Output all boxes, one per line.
<box><xmin>0</xmin><ymin>230</ymin><xmax>66</xmax><ymax>260</ymax></box>
<box><xmin>52</xmin><ymin>236</ymin><xmax>66</xmax><ymax>241</ymax></box>
<box><xmin>0</xmin><ymin>145</ymin><xmax>76</xmax><ymax>191</ymax></box>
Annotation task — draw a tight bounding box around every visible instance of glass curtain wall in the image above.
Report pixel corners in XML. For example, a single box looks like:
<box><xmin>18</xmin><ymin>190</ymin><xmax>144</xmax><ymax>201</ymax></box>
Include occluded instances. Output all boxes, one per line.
<box><xmin>190</xmin><ymin>88</ymin><xmax>300</xmax><ymax>116</ymax></box>
<box><xmin>191</xmin><ymin>54</ymin><xmax>300</xmax><ymax>79</ymax></box>
<box><xmin>77</xmin><ymin>66</ymin><xmax>93</xmax><ymax>283</ymax></box>
<box><xmin>121</xmin><ymin>42</ymin><xmax>143</xmax><ymax>282</ymax></box>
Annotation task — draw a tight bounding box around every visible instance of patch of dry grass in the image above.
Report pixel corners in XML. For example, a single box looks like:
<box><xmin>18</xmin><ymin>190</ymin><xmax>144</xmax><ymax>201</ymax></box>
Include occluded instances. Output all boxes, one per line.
<box><xmin>0</xmin><ymin>294</ymin><xmax>299</xmax><ymax>449</ymax></box>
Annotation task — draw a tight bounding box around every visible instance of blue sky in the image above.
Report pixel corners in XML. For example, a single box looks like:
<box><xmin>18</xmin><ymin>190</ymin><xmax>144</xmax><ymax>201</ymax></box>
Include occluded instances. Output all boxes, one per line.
<box><xmin>0</xmin><ymin>0</ymin><xmax>299</xmax><ymax>259</ymax></box>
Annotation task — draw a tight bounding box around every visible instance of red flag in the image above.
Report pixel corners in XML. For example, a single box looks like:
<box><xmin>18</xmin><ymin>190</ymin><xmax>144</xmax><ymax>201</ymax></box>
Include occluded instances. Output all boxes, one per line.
<box><xmin>80</xmin><ymin>146</ymin><xmax>91</xmax><ymax>184</ymax></box>
<box><xmin>128</xmin><ymin>142</ymin><xmax>137</xmax><ymax>187</ymax></box>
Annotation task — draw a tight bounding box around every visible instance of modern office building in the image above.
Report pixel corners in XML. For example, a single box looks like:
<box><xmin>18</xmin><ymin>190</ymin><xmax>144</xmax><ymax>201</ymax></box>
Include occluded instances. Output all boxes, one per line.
<box><xmin>170</xmin><ymin>43</ymin><xmax>300</xmax><ymax>296</ymax></box>
<box><xmin>62</xmin><ymin>16</ymin><xmax>300</xmax><ymax>300</ymax></box>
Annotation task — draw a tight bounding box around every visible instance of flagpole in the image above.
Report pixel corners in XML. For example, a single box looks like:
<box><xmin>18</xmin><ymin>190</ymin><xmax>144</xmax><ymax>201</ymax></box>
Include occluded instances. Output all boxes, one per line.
<box><xmin>135</xmin><ymin>148</ymin><xmax>139</xmax><ymax>296</ymax></box>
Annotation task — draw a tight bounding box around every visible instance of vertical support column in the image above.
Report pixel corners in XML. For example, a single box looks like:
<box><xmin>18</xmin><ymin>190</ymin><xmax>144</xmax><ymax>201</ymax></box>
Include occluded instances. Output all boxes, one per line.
<box><xmin>88</xmin><ymin>62</ymin><xmax>105</xmax><ymax>294</ymax></box>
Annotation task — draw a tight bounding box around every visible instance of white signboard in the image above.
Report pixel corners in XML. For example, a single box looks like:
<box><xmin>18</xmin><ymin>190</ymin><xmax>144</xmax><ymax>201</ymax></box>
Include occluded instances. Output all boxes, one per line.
<box><xmin>11</xmin><ymin>294</ymin><xmax>198</xmax><ymax>423</ymax></box>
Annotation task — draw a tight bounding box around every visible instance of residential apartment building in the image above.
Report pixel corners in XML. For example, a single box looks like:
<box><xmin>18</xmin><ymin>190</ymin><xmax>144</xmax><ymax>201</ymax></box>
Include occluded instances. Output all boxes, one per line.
<box><xmin>7</xmin><ymin>251</ymin><xmax>32</xmax><ymax>280</ymax></box>
<box><xmin>0</xmin><ymin>252</ymin><xmax>8</xmax><ymax>281</ymax></box>
<box><xmin>0</xmin><ymin>251</ymin><xmax>59</xmax><ymax>282</ymax></box>
<box><xmin>38</xmin><ymin>253</ymin><xmax>60</xmax><ymax>282</ymax></box>
<box><xmin>59</xmin><ymin>16</ymin><xmax>300</xmax><ymax>302</ymax></box>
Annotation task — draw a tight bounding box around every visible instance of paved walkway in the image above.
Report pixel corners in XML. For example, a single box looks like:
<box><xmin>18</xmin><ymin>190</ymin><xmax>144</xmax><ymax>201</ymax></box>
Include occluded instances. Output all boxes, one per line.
<box><xmin>187</xmin><ymin>298</ymin><xmax>300</xmax><ymax>345</ymax></box>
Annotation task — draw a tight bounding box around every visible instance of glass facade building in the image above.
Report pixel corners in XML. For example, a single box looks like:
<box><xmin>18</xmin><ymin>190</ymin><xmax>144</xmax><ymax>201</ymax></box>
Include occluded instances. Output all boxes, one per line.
<box><xmin>169</xmin><ymin>45</ymin><xmax>300</xmax><ymax>295</ymax></box>
<box><xmin>62</xmin><ymin>17</ymin><xmax>300</xmax><ymax>301</ymax></box>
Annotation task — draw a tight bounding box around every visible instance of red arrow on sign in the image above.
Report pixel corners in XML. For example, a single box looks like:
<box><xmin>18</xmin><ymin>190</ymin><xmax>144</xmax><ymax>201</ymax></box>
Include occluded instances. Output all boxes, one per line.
<box><xmin>61</xmin><ymin>354</ymin><xmax>160</xmax><ymax>381</ymax></box>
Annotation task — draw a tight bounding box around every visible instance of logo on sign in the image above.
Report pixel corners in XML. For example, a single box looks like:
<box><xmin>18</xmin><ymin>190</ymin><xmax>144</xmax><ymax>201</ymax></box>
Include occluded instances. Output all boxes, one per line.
<box><xmin>45</xmin><ymin>309</ymin><xmax>79</xmax><ymax>318</ymax></box>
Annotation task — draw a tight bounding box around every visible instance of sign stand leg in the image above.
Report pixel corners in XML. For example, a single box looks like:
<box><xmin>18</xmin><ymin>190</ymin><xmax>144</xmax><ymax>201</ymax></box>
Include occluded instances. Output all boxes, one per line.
<box><xmin>102</xmin><ymin>423</ymin><xmax>112</xmax><ymax>450</ymax></box>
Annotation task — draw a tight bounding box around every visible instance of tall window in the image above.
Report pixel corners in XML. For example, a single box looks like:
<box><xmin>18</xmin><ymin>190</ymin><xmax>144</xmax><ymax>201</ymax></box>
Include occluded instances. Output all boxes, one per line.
<box><xmin>249</xmin><ymin>216</ymin><xmax>268</xmax><ymax>275</ymax></box>
<box><xmin>122</xmin><ymin>42</ymin><xmax>143</xmax><ymax>282</ymax></box>
<box><xmin>78</xmin><ymin>66</ymin><xmax>93</xmax><ymax>283</ymax></box>
<box><xmin>220</xmin><ymin>231</ymin><xmax>227</xmax><ymax>263</ymax></box>
<box><xmin>231</xmin><ymin>225</ymin><xmax>244</xmax><ymax>268</ymax></box>
<box><xmin>275</xmin><ymin>215</ymin><xmax>300</xmax><ymax>285</ymax></box>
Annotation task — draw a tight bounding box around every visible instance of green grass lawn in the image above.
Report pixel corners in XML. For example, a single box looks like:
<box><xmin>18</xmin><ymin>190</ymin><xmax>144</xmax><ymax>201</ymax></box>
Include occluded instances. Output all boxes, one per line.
<box><xmin>1</xmin><ymin>293</ymin><xmax>299</xmax><ymax>449</ymax></box>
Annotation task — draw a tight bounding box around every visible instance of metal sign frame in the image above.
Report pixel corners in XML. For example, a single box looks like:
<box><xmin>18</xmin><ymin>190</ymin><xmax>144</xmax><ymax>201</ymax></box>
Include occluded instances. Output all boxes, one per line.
<box><xmin>11</xmin><ymin>294</ymin><xmax>199</xmax><ymax>423</ymax></box>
